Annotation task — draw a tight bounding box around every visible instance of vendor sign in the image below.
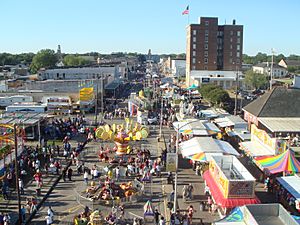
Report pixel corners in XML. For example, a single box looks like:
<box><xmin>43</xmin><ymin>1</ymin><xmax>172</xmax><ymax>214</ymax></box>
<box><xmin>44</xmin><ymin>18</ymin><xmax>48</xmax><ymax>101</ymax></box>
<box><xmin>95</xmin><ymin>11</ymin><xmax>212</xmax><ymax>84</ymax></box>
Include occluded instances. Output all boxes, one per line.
<box><xmin>166</xmin><ymin>153</ymin><xmax>177</xmax><ymax>172</ymax></box>
<box><xmin>251</xmin><ymin>124</ymin><xmax>286</xmax><ymax>155</ymax></box>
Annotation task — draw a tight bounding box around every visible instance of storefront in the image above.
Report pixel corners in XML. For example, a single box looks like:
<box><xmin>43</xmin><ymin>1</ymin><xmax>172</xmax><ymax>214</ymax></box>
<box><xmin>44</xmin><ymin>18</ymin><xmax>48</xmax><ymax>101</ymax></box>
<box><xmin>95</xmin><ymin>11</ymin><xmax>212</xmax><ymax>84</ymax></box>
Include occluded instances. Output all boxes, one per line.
<box><xmin>203</xmin><ymin>155</ymin><xmax>259</xmax><ymax>215</ymax></box>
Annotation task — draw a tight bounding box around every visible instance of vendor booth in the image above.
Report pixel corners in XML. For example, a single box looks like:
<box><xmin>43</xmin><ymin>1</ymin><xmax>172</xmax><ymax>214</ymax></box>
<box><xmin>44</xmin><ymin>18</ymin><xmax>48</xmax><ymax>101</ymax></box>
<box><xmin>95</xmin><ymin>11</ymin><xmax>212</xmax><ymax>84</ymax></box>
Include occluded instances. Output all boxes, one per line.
<box><xmin>277</xmin><ymin>175</ymin><xmax>300</xmax><ymax>213</ymax></box>
<box><xmin>240</xmin><ymin>124</ymin><xmax>287</xmax><ymax>157</ymax></box>
<box><xmin>203</xmin><ymin>155</ymin><xmax>259</xmax><ymax>215</ymax></box>
<box><xmin>180</xmin><ymin>137</ymin><xmax>239</xmax><ymax>159</ymax></box>
<box><xmin>213</xmin><ymin>204</ymin><xmax>299</xmax><ymax>225</ymax></box>
<box><xmin>173</xmin><ymin>119</ymin><xmax>220</xmax><ymax>136</ymax></box>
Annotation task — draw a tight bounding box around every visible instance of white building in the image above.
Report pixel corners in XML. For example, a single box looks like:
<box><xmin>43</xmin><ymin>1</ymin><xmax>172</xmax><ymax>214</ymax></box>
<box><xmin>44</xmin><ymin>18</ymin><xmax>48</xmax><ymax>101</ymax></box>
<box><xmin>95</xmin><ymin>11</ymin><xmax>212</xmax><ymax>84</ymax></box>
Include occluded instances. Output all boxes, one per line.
<box><xmin>252</xmin><ymin>62</ymin><xmax>288</xmax><ymax>78</ymax></box>
<box><xmin>171</xmin><ymin>59</ymin><xmax>186</xmax><ymax>78</ymax></box>
<box><xmin>38</xmin><ymin>66</ymin><xmax>119</xmax><ymax>80</ymax></box>
<box><xmin>42</xmin><ymin>96</ymin><xmax>72</xmax><ymax>114</ymax></box>
<box><xmin>188</xmin><ymin>70</ymin><xmax>244</xmax><ymax>89</ymax></box>
<box><xmin>0</xmin><ymin>95</ymin><xmax>33</xmax><ymax>107</ymax></box>
<box><xmin>6</xmin><ymin>102</ymin><xmax>46</xmax><ymax>113</ymax></box>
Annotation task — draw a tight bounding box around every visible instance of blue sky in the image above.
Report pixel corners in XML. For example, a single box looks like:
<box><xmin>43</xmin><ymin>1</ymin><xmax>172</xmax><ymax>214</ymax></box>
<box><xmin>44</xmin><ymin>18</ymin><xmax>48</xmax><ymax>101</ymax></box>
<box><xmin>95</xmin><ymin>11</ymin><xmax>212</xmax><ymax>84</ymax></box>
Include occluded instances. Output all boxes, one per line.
<box><xmin>1</xmin><ymin>0</ymin><xmax>299</xmax><ymax>56</ymax></box>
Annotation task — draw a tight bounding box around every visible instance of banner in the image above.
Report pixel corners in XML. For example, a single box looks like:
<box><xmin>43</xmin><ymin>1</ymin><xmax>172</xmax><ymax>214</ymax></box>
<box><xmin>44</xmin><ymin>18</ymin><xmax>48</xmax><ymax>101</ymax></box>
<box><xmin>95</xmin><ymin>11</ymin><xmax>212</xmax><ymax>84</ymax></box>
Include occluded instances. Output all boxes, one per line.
<box><xmin>79</xmin><ymin>87</ymin><xmax>94</xmax><ymax>102</ymax></box>
<box><xmin>166</xmin><ymin>153</ymin><xmax>177</xmax><ymax>172</ymax></box>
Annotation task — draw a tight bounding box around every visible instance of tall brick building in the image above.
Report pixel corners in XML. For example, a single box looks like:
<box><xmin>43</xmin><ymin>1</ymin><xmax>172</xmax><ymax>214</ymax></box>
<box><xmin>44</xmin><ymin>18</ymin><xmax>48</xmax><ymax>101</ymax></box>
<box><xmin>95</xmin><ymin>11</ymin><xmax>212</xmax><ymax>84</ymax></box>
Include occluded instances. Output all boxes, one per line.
<box><xmin>186</xmin><ymin>17</ymin><xmax>243</xmax><ymax>75</ymax></box>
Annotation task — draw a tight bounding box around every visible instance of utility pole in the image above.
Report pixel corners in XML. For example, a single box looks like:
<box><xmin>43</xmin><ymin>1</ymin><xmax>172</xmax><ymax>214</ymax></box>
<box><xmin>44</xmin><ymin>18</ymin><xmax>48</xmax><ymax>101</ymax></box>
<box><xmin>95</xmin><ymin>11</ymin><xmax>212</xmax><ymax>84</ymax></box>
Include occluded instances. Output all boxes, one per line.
<box><xmin>95</xmin><ymin>76</ymin><xmax>99</xmax><ymax>126</ymax></box>
<box><xmin>270</xmin><ymin>48</ymin><xmax>275</xmax><ymax>90</ymax></box>
<box><xmin>14</xmin><ymin>124</ymin><xmax>22</xmax><ymax>224</ymax></box>
<box><xmin>101</xmin><ymin>73</ymin><xmax>104</xmax><ymax>115</ymax></box>
<box><xmin>159</xmin><ymin>94</ymin><xmax>163</xmax><ymax>138</ymax></box>
<box><xmin>234</xmin><ymin>68</ymin><xmax>239</xmax><ymax>116</ymax></box>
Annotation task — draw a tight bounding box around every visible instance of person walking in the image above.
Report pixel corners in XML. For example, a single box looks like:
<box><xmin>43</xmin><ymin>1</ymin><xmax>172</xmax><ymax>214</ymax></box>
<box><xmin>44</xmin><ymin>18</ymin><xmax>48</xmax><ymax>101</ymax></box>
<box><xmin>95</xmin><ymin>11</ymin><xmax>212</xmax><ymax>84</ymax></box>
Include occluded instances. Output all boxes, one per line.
<box><xmin>67</xmin><ymin>167</ymin><xmax>73</xmax><ymax>181</ymax></box>
<box><xmin>21</xmin><ymin>206</ymin><xmax>26</xmax><ymax>223</ymax></box>
<box><xmin>159</xmin><ymin>216</ymin><xmax>166</xmax><ymax>225</ymax></box>
<box><xmin>19</xmin><ymin>178</ymin><xmax>24</xmax><ymax>195</ymax></box>
<box><xmin>154</xmin><ymin>209</ymin><xmax>161</xmax><ymax>225</ymax></box>
<box><xmin>187</xmin><ymin>183</ymin><xmax>194</xmax><ymax>200</ymax></box>
<box><xmin>83</xmin><ymin>170</ymin><xmax>89</xmax><ymax>185</ymax></box>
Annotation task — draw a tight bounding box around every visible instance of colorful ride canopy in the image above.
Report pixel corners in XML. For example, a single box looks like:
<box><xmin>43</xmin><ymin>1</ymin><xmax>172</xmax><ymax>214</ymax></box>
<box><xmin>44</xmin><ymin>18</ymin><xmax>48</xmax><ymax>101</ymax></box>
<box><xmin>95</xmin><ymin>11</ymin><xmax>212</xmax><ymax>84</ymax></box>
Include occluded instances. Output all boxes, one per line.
<box><xmin>255</xmin><ymin>150</ymin><xmax>300</xmax><ymax>174</ymax></box>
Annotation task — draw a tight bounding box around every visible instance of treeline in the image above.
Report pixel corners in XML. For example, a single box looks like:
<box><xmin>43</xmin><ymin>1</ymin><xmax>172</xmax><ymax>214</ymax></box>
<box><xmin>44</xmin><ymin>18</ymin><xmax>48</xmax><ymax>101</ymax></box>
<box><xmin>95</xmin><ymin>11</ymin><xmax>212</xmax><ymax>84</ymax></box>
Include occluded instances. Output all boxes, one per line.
<box><xmin>243</xmin><ymin>53</ymin><xmax>300</xmax><ymax>65</ymax></box>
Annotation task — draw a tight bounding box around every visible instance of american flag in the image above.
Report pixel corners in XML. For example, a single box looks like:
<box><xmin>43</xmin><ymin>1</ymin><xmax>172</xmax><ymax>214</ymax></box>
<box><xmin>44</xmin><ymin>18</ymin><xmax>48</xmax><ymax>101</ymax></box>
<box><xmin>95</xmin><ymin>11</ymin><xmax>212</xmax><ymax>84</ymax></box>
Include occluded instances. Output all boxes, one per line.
<box><xmin>182</xmin><ymin>5</ymin><xmax>189</xmax><ymax>15</ymax></box>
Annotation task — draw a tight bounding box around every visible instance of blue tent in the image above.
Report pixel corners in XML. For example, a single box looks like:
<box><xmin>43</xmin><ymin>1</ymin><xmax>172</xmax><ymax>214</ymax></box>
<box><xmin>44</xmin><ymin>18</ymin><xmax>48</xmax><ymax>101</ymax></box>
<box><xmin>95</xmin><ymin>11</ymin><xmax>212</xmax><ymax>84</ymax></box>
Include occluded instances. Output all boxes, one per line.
<box><xmin>187</xmin><ymin>84</ymin><xmax>198</xmax><ymax>90</ymax></box>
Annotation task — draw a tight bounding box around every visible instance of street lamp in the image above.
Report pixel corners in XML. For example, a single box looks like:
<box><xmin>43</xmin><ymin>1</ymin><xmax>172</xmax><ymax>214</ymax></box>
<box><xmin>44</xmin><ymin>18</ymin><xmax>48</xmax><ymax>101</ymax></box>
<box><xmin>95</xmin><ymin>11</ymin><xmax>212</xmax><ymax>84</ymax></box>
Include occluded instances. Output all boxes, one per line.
<box><xmin>173</xmin><ymin>119</ymin><xmax>201</xmax><ymax>213</ymax></box>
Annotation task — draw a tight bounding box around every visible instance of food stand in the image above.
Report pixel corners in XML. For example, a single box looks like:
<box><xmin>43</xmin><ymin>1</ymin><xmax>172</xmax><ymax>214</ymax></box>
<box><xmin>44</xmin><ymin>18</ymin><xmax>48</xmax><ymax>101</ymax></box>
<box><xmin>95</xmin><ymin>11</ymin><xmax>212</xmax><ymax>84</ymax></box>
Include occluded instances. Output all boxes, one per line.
<box><xmin>203</xmin><ymin>155</ymin><xmax>260</xmax><ymax>215</ymax></box>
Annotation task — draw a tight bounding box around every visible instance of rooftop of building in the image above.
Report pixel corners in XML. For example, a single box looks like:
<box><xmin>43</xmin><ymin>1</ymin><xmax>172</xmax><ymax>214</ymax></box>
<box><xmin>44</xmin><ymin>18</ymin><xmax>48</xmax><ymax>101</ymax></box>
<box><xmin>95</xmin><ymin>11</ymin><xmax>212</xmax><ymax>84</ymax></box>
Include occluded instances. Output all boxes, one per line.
<box><xmin>243</xmin><ymin>86</ymin><xmax>300</xmax><ymax>117</ymax></box>
<box><xmin>253</xmin><ymin>62</ymin><xmax>286</xmax><ymax>69</ymax></box>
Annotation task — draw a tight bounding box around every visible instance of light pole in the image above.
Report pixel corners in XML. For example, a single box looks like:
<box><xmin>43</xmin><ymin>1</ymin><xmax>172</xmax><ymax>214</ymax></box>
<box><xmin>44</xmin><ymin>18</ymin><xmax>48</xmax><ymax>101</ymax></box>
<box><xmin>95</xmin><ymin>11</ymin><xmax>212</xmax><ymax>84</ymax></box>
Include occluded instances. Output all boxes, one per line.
<box><xmin>159</xmin><ymin>93</ymin><xmax>164</xmax><ymax>138</ymax></box>
<box><xmin>173</xmin><ymin>119</ymin><xmax>200</xmax><ymax>213</ymax></box>
<box><xmin>234</xmin><ymin>69</ymin><xmax>239</xmax><ymax>116</ymax></box>
<box><xmin>14</xmin><ymin>124</ymin><xmax>22</xmax><ymax>224</ymax></box>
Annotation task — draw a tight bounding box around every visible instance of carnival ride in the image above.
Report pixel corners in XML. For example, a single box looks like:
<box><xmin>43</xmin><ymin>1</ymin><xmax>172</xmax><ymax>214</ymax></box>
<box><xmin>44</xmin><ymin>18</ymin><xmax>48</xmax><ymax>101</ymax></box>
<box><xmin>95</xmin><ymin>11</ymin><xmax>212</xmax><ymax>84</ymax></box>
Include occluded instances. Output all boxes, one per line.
<box><xmin>95</xmin><ymin>119</ymin><xmax>149</xmax><ymax>155</ymax></box>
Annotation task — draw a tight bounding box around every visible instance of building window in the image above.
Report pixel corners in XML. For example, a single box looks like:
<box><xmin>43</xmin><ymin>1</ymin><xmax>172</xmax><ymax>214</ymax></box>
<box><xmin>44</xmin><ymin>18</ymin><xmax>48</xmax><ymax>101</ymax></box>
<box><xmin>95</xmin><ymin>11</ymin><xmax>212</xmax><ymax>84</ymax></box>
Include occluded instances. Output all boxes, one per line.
<box><xmin>204</xmin><ymin>51</ymin><xmax>208</xmax><ymax>57</ymax></box>
<box><xmin>237</xmin><ymin>52</ymin><xmax>240</xmax><ymax>57</ymax></box>
<box><xmin>204</xmin><ymin>58</ymin><xmax>208</xmax><ymax>64</ymax></box>
<box><xmin>193</xmin><ymin>30</ymin><xmax>197</xmax><ymax>35</ymax></box>
<box><xmin>229</xmin><ymin>58</ymin><xmax>233</xmax><ymax>63</ymax></box>
<box><xmin>237</xmin><ymin>31</ymin><xmax>241</xmax><ymax>36</ymax></box>
<box><xmin>192</xmin><ymin>58</ymin><xmax>196</xmax><ymax>64</ymax></box>
<box><xmin>230</xmin><ymin>31</ymin><xmax>233</xmax><ymax>35</ymax></box>
<box><xmin>193</xmin><ymin>37</ymin><xmax>196</xmax><ymax>42</ymax></box>
<box><xmin>205</xmin><ymin>30</ymin><xmax>209</xmax><ymax>36</ymax></box>
<box><xmin>237</xmin><ymin>45</ymin><xmax>240</xmax><ymax>51</ymax></box>
<box><xmin>230</xmin><ymin>45</ymin><xmax>233</xmax><ymax>49</ymax></box>
<box><xmin>192</xmin><ymin>51</ymin><xmax>196</xmax><ymax>57</ymax></box>
<box><xmin>230</xmin><ymin>52</ymin><xmax>233</xmax><ymax>57</ymax></box>
<box><xmin>230</xmin><ymin>38</ymin><xmax>233</xmax><ymax>42</ymax></box>
<box><xmin>205</xmin><ymin>21</ymin><xmax>209</xmax><ymax>26</ymax></box>
<box><xmin>205</xmin><ymin>44</ymin><xmax>208</xmax><ymax>50</ymax></box>
<box><xmin>205</xmin><ymin>36</ymin><xmax>209</xmax><ymax>43</ymax></box>
<box><xmin>204</xmin><ymin>66</ymin><xmax>208</xmax><ymax>70</ymax></box>
<box><xmin>237</xmin><ymin>38</ymin><xmax>241</xmax><ymax>44</ymax></box>
<box><xmin>193</xmin><ymin>44</ymin><xmax>196</xmax><ymax>49</ymax></box>
<box><xmin>237</xmin><ymin>58</ymin><xmax>240</xmax><ymax>64</ymax></box>
<box><xmin>192</xmin><ymin>66</ymin><xmax>196</xmax><ymax>70</ymax></box>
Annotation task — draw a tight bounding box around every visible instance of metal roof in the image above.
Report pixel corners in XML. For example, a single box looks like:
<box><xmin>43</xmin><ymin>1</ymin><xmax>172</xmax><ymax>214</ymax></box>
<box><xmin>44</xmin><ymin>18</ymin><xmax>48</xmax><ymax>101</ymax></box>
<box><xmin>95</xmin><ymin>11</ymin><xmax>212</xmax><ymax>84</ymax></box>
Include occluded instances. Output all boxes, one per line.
<box><xmin>259</xmin><ymin>117</ymin><xmax>300</xmax><ymax>133</ymax></box>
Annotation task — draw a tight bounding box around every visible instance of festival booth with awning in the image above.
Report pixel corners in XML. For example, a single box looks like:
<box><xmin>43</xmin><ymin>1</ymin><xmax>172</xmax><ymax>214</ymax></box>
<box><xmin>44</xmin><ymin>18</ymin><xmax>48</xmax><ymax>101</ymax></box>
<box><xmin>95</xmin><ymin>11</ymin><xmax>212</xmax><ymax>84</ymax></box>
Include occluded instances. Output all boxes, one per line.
<box><xmin>276</xmin><ymin>175</ymin><xmax>300</xmax><ymax>213</ymax></box>
<box><xmin>203</xmin><ymin>155</ymin><xmax>260</xmax><ymax>215</ymax></box>
<box><xmin>254</xmin><ymin>150</ymin><xmax>300</xmax><ymax>175</ymax></box>
<box><xmin>180</xmin><ymin>137</ymin><xmax>239</xmax><ymax>159</ymax></box>
<box><xmin>187</xmin><ymin>83</ymin><xmax>198</xmax><ymax>90</ymax></box>
<box><xmin>213</xmin><ymin>204</ymin><xmax>299</xmax><ymax>225</ymax></box>
<box><xmin>239</xmin><ymin>124</ymin><xmax>287</xmax><ymax>158</ymax></box>
<box><xmin>173</xmin><ymin>119</ymin><xmax>220</xmax><ymax>137</ymax></box>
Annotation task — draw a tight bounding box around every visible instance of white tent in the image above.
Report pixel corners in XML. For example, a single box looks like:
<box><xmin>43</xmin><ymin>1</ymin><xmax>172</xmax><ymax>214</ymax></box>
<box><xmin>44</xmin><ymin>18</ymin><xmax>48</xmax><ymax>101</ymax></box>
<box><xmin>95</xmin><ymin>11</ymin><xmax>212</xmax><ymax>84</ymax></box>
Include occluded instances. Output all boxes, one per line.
<box><xmin>180</xmin><ymin>137</ymin><xmax>239</xmax><ymax>158</ymax></box>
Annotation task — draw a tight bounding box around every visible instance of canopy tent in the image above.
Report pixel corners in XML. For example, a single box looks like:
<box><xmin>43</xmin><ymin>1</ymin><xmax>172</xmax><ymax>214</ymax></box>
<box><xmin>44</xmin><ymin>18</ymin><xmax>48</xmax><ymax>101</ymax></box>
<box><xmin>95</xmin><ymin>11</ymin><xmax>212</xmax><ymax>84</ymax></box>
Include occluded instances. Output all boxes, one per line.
<box><xmin>173</xmin><ymin>120</ymin><xmax>220</xmax><ymax>136</ymax></box>
<box><xmin>187</xmin><ymin>152</ymin><xmax>224</xmax><ymax>162</ymax></box>
<box><xmin>203</xmin><ymin>171</ymin><xmax>260</xmax><ymax>208</ymax></box>
<box><xmin>143</xmin><ymin>200</ymin><xmax>154</xmax><ymax>217</ymax></box>
<box><xmin>180</xmin><ymin>137</ymin><xmax>239</xmax><ymax>158</ymax></box>
<box><xmin>216</xmin><ymin>207</ymin><xmax>244</xmax><ymax>223</ymax></box>
<box><xmin>254</xmin><ymin>150</ymin><xmax>300</xmax><ymax>174</ymax></box>
<box><xmin>187</xmin><ymin>83</ymin><xmax>198</xmax><ymax>90</ymax></box>
<box><xmin>239</xmin><ymin>141</ymin><xmax>275</xmax><ymax>157</ymax></box>
<box><xmin>187</xmin><ymin>152</ymin><xmax>207</xmax><ymax>161</ymax></box>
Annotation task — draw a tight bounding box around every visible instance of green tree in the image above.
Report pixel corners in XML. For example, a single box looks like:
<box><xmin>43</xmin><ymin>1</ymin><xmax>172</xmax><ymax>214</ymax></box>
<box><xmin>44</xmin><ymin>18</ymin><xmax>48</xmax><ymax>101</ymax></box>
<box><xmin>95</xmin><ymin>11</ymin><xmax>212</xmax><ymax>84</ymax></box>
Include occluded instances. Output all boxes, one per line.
<box><xmin>209</xmin><ymin>89</ymin><xmax>230</xmax><ymax>104</ymax></box>
<box><xmin>199</xmin><ymin>84</ymin><xmax>220</xmax><ymax>99</ymax></box>
<box><xmin>63</xmin><ymin>55</ymin><xmax>89</xmax><ymax>67</ymax></box>
<box><xmin>244</xmin><ymin>70</ymin><xmax>268</xmax><ymax>89</ymax></box>
<box><xmin>30</xmin><ymin>49</ymin><xmax>57</xmax><ymax>73</ymax></box>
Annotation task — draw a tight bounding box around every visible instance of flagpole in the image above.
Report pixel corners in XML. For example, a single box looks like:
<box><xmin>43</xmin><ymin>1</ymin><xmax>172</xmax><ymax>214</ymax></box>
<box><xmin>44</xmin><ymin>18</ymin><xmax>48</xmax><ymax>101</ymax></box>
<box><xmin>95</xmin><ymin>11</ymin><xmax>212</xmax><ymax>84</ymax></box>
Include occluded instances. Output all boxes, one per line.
<box><xmin>188</xmin><ymin>6</ymin><xmax>190</xmax><ymax>25</ymax></box>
